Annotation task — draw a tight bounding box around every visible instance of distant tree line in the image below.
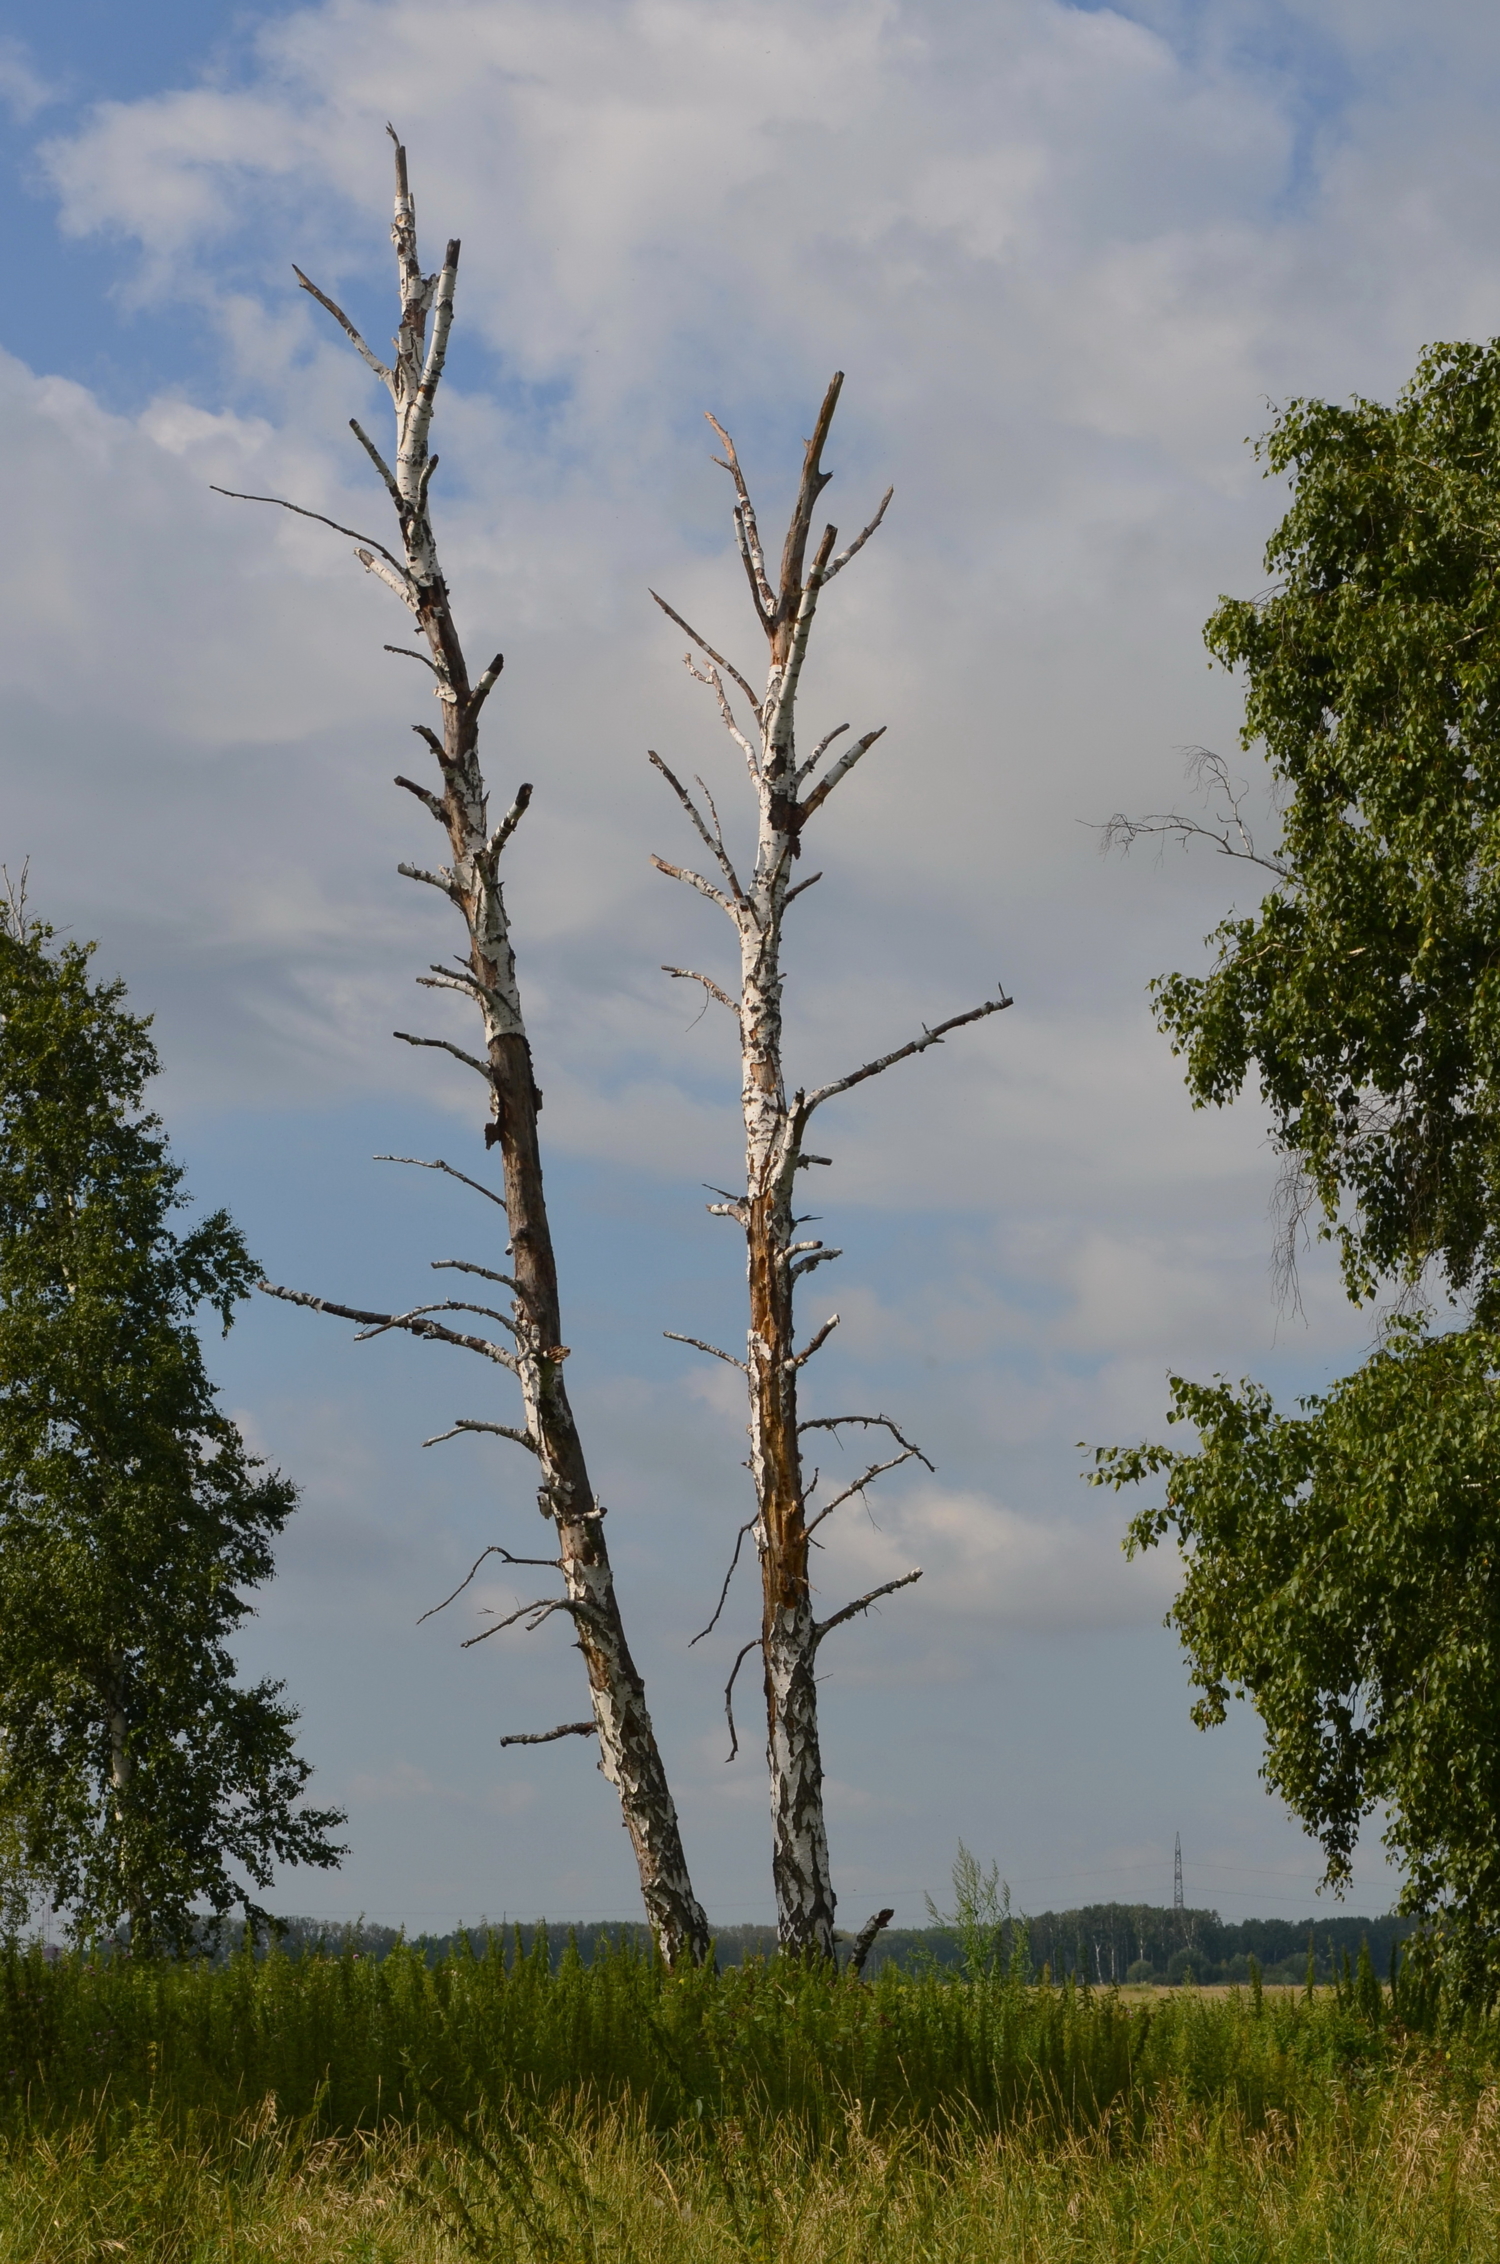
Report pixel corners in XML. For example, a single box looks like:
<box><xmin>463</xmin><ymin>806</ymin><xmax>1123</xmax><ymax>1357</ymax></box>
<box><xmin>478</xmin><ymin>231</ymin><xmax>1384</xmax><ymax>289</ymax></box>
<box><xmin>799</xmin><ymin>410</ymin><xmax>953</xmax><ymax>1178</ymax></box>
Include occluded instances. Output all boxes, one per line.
<box><xmin>242</xmin><ymin>1904</ymin><xmax>1410</xmax><ymax>1986</ymax></box>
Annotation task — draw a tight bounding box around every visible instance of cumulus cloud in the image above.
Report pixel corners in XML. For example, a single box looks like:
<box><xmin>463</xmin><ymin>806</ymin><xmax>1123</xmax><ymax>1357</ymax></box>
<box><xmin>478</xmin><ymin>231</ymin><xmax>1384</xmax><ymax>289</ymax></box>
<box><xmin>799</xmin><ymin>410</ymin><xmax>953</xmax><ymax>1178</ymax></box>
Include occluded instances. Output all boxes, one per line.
<box><xmin>817</xmin><ymin>1480</ymin><xmax>1178</xmax><ymax>1635</ymax></box>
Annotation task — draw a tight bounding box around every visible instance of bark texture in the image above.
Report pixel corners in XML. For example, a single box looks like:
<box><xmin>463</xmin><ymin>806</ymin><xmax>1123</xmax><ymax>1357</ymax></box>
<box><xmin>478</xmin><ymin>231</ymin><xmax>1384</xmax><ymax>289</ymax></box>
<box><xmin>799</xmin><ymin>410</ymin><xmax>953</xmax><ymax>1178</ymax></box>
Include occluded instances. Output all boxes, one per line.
<box><xmin>256</xmin><ymin>137</ymin><xmax>707</xmax><ymax>1967</ymax></box>
<box><xmin>653</xmin><ymin>379</ymin><xmax>1011</xmax><ymax>1957</ymax></box>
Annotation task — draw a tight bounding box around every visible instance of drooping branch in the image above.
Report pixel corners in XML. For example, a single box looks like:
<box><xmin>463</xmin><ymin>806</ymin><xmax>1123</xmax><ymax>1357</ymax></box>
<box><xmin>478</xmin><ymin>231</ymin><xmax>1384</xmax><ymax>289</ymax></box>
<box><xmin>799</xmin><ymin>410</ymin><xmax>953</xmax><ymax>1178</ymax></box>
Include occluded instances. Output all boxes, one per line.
<box><xmin>663</xmin><ymin>966</ymin><xmax>740</xmax><ymax>1014</ymax></box>
<box><xmin>418</xmin><ymin>1544</ymin><xmax>560</xmax><ymax>1624</ymax></box>
<box><xmin>1098</xmin><ymin>748</ymin><xmax>1289</xmax><ymax>878</ymax></box>
<box><xmin>690</xmin><ymin>1518</ymin><xmax>757</xmax><ymax>1646</ymax></box>
<box><xmin>209</xmin><ymin>485</ymin><xmax>410</xmax><ymax>582</ymax></box>
<box><xmin>723</xmin><ymin>1637</ymin><xmax>760</xmax><ymax>1763</ymax></box>
<box><xmin>799</xmin><ymin>1414</ymin><xmax>935</xmax><ymax>1471</ymax></box>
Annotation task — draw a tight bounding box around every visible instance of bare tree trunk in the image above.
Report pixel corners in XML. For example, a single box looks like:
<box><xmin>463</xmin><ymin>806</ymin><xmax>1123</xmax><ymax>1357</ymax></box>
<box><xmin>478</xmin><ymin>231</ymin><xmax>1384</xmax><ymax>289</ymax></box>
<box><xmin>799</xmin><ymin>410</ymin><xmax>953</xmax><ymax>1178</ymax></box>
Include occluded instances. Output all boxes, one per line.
<box><xmin>652</xmin><ymin>378</ymin><xmax>1011</xmax><ymax>1957</ymax></box>
<box><xmin>244</xmin><ymin>136</ymin><xmax>707</xmax><ymax>1967</ymax></box>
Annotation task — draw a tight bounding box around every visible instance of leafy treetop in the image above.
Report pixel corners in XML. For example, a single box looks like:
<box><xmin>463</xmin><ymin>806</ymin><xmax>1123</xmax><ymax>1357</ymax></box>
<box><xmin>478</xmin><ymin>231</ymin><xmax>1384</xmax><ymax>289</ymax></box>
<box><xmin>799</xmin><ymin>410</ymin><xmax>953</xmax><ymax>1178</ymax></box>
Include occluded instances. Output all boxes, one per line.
<box><xmin>0</xmin><ymin>912</ymin><xmax>343</xmax><ymax>1951</ymax></box>
<box><xmin>1159</xmin><ymin>340</ymin><xmax>1500</xmax><ymax>1313</ymax></box>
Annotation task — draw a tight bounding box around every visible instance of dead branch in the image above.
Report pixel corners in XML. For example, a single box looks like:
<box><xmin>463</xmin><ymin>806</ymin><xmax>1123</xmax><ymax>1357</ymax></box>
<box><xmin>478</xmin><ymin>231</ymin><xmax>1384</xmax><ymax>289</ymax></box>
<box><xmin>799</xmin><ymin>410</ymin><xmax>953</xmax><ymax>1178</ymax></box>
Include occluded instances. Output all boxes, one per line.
<box><xmin>814</xmin><ymin>1569</ymin><xmax>923</xmax><ymax>1644</ymax></box>
<box><xmin>690</xmin><ymin>1518</ymin><xmax>757</xmax><ymax>1646</ymax></box>
<box><xmin>418</xmin><ymin>1544</ymin><xmax>560</xmax><ymax>1623</ymax></box>
<box><xmin>786</xmin><ymin>1314</ymin><xmax>839</xmax><ymax>1370</ymax></box>
<box><xmin>649</xmin><ymin>854</ymin><xmax>734</xmax><ymax>914</ymax></box>
<box><xmin>355</xmin><ymin>1295</ymin><xmax>517</xmax><ymax>1338</ymax></box>
<box><xmin>500</xmin><ymin>1722</ymin><xmax>598</xmax><ymax>1748</ymax></box>
<box><xmin>798</xmin><ymin>726</ymin><xmax>887</xmax><ymax>824</ymax></box>
<box><xmin>386</xmin><ymin>641</ymin><xmax>441</xmax><ymax>676</ymax></box>
<box><xmin>648</xmin><ymin>589</ymin><xmax>763</xmax><ymax>723</ymax></box>
<box><xmin>394</xmin><ymin>1029</ymin><xmax>492</xmax><ymax>1078</ymax></box>
<box><xmin>373</xmin><ymin>1153</ymin><xmax>508</xmax><ymax>1209</ymax></box>
<box><xmin>462</xmin><ymin>1595</ymin><xmax>575</xmax><ymax>1648</ymax></box>
<box><xmin>422</xmin><ymin>1418</ymin><xmax>538</xmax><ymax>1453</ymax></box>
<box><xmin>803</xmin><ymin>990</ymin><xmax>1013</xmax><ymax>1117</ymax></box>
<box><xmin>649</xmin><ymin>752</ymin><xmax>747</xmax><ymax>903</ymax></box>
<box><xmin>796</xmin><ymin>722</ymin><xmax>849</xmax><ymax>790</ymax></box>
<box><xmin>685</xmin><ymin>655</ymin><xmax>760</xmax><ymax>776</ymax></box>
<box><xmin>805</xmin><ymin>1450</ymin><xmax>917</xmax><ymax>1535</ymax></box>
<box><xmin>664</xmin><ymin>1331</ymin><xmax>748</xmax><ymax>1373</ymax></box>
<box><xmin>789</xmin><ymin>1244</ymin><xmax>841</xmax><ymax>1281</ymax></box>
<box><xmin>847</xmin><ymin>1907</ymin><xmax>895</xmax><ymax>1978</ymax></box>
<box><xmin>394</xmin><ymin>773</ymin><xmax>448</xmax><ymax>823</ymax></box>
<box><xmin>823</xmin><ymin>488</ymin><xmax>894</xmax><ymax>582</ymax></box>
<box><xmin>1097</xmin><ymin>748</ymin><xmax>1288</xmax><ymax>877</ymax></box>
<box><xmin>483</xmin><ymin>783</ymin><xmax>533</xmax><ymax>865</ymax></box>
<box><xmin>292</xmin><ymin>263</ymin><xmax>393</xmax><ymax>387</ymax></box>
<box><xmin>663</xmin><ymin>966</ymin><xmax>739</xmax><ymax>1013</ymax></box>
<box><xmin>209</xmin><ymin>485</ymin><xmax>408</xmax><ymax>580</ymax></box>
<box><xmin>799</xmin><ymin>1414</ymin><xmax>935</xmax><ymax>1472</ymax></box>
<box><xmin>432</xmin><ymin>1258</ymin><xmax>522</xmax><ymax>1292</ymax></box>
<box><xmin>723</xmin><ymin>1637</ymin><xmax>761</xmax><ymax>1762</ymax></box>
<box><xmin>258</xmin><ymin>1281</ymin><xmax>519</xmax><ymax>1372</ymax></box>
<box><xmin>396</xmin><ymin>862</ymin><xmax>458</xmax><ymax>898</ymax></box>
<box><xmin>705</xmin><ymin>412</ymin><xmax>776</xmax><ymax>623</ymax></box>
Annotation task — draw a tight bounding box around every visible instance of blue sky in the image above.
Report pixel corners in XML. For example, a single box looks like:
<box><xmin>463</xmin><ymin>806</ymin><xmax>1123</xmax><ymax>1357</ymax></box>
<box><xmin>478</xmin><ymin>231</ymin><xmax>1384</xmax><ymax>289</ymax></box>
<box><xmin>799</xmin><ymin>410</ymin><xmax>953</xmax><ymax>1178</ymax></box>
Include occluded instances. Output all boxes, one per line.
<box><xmin>4</xmin><ymin>0</ymin><xmax>1495</xmax><ymax>1933</ymax></box>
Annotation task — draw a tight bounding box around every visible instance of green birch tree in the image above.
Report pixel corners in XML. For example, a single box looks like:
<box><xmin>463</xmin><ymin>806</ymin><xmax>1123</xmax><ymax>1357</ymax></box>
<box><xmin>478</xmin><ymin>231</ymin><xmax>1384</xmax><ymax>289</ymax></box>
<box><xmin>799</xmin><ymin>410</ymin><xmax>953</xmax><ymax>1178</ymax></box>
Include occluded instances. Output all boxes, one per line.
<box><xmin>1099</xmin><ymin>339</ymin><xmax>1500</xmax><ymax>1998</ymax></box>
<box><xmin>0</xmin><ymin>900</ymin><xmax>343</xmax><ymax>1951</ymax></box>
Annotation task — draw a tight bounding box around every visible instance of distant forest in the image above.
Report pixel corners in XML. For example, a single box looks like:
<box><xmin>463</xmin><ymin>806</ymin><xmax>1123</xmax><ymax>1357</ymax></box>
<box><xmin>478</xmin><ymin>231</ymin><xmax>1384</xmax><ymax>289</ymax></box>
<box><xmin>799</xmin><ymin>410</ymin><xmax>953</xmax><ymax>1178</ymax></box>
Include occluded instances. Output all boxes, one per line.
<box><xmin>263</xmin><ymin>1903</ymin><xmax>1411</xmax><ymax>1987</ymax></box>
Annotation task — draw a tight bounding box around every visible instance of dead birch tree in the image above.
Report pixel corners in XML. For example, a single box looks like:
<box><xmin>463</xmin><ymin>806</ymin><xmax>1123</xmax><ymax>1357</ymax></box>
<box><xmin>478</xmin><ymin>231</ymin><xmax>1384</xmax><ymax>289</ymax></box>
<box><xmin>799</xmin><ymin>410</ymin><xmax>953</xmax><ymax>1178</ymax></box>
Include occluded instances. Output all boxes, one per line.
<box><xmin>651</xmin><ymin>376</ymin><xmax>1012</xmax><ymax>1959</ymax></box>
<box><xmin>218</xmin><ymin>134</ymin><xmax>708</xmax><ymax>1967</ymax></box>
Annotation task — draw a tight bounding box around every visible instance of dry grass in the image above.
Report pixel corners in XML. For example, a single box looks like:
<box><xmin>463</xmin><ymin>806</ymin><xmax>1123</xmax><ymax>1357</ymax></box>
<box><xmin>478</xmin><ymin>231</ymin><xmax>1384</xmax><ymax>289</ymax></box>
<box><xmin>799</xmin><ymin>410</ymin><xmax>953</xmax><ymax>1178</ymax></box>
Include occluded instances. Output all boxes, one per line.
<box><xmin>3</xmin><ymin>2076</ymin><xmax>1498</xmax><ymax>2263</ymax></box>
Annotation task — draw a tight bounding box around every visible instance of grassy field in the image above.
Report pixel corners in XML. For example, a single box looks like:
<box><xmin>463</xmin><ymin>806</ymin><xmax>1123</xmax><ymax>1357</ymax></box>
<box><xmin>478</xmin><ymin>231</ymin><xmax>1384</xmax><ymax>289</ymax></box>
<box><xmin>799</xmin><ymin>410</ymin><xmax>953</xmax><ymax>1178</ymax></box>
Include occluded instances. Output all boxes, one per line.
<box><xmin>0</xmin><ymin>1932</ymin><xmax>1494</xmax><ymax>2260</ymax></box>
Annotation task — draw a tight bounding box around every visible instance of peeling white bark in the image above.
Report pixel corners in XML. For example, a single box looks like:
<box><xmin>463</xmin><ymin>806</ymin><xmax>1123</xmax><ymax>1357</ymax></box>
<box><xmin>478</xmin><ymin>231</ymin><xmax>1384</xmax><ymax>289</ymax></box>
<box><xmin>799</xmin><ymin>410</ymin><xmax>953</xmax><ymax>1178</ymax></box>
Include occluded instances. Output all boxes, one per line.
<box><xmin>654</xmin><ymin>378</ymin><xmax>1012</xmax><ymax>1959</ymax></box>
<box><xmin>269</xmin><ymin>136</ymin><xmax>707</xmax><ymax>1968</ymax></box>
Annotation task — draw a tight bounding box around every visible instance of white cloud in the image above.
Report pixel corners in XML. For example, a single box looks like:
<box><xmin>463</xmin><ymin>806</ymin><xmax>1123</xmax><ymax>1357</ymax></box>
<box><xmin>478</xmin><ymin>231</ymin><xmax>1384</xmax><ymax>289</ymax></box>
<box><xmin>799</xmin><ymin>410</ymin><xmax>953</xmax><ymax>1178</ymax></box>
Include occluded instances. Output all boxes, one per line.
<box><xmin>816</xmin><ymin>1480</ymin><xmax>1178</xmax><ymax>1635</ymax></box>
<box><xmin>0</xmin><ymin>37</ymin><xmax>55</xmax><ymax>123</ymax></box>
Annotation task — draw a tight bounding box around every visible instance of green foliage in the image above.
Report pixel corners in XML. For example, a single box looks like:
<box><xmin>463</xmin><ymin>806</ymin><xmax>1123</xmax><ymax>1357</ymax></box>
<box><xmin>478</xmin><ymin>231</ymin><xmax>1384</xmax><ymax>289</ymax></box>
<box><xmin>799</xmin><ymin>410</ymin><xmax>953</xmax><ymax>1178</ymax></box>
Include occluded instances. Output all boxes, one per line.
<box><xmin>923</xmin><ymin>1843</ymin><xmax>1027</xmax><ymax>1985</ymax></box>
<box><xmin>1156</xmin><ymin>340</ymin><xmax>1500</xmax><ymax>1310</ymax></box>
<box><xmin>0</xmin><ymin>1932</ymin><xmax>1417</xmax><ymax>2142</ymax></box>
<box><xmin>1093</xmin><ymin>1321</ymin><xmax>1500</xmax><ymax>1998</ymax></box>
<box><xmin>0</xmin><ymin>914</ymin><xmax>343</xmax><ymax>1952</ymax></box>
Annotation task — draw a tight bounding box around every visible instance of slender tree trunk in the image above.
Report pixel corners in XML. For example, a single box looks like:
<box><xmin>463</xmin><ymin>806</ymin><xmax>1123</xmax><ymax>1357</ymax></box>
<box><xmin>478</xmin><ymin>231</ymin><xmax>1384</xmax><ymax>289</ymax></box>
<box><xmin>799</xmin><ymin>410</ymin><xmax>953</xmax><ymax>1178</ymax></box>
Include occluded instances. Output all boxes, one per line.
<box><xmin>260</xmin><ymin>137</ymin><xmax>707</xmax><ymax>1966</ymax></box>
<box><xmin>651</xmin><ymin>379</ymin><xmax>1009</xmax><ymax>1957</ymax></box>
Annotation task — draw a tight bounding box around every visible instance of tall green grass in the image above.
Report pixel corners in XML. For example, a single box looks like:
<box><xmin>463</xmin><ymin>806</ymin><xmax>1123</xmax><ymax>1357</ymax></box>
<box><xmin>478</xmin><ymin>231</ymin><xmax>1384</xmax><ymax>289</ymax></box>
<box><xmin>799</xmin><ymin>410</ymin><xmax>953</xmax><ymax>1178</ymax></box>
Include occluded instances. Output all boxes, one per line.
<box><xmin>0</xmin><ymin>1931</ymin><xmax>1454</xmax><ymax>2140</ymax></box>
